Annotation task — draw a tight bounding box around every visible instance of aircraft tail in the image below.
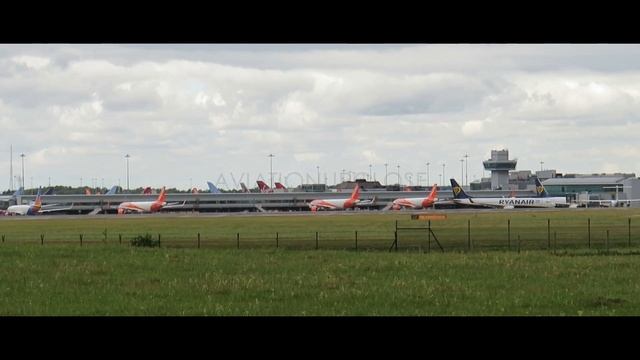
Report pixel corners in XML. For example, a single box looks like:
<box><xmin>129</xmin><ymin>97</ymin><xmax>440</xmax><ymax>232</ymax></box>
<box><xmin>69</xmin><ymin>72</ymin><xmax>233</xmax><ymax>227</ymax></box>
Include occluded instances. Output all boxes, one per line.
<box><xmin>274</xmin><ymin>182</ymin><xmax>287</xmax><ymax>191</ymax></box>
<box><xmin>13</xmin><ymin>187</ymin><xmax>24</xmax><ymax>198</ymax></box>
<box><xmin>257</xmin><ymin>180</ymin><xmax>270</xmax><ymax>192</ymax></box>
<box><xmin>240</xmin><ymin>183</ymin><xmax>249</xmax><ymax>193</ymax></box>
<box><xmin>33</xmin><ymin>188</ymin><xmax>42</xmax><ymax>209</ymax></box>
<box><xmin>207</xmin><ymin>181</ymin><xmax>221</xmax><ymax>194</ymax></box>
<box><xmin>156</xmin><ymin>187</ymin><xmax>167</xmax><ymax>203</ymax></box>
<box><xmin>450</xmin><ymin>178</ymin><xmax>471</xmax><ymax>199</ymax></box>
<box><xmin>427</xmin><ymin>184</ymin><xmax>438</xmax><ymax>201</ymax></box>
<box><xmin>105</xmin><ymin>186</ymin><xmax>118</xmax><ymax>195</ymax></box>
<box><xmin>350</xmin><ymin>184</ymin><xmax>361</xmax><ymax>200</ymax></box>
<box><xmin>142</xmin><ymin>186</ymin><xmax>153</xmax><ymax>195</ymax></box>
<box><xmin>535</xmin><ymin>178</ymin><xmax>548</xmax><ymax>197</ymax></box>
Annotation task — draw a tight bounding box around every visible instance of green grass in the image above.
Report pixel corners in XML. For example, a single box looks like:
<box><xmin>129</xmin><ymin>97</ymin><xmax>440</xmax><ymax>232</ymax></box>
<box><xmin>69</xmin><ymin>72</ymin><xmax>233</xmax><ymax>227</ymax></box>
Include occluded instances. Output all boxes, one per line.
<box><xmin>1</xmin><ymin>245</ymin><xmax>640</xmax><ymax>315</ymax></box>
<box><xmin>2</xmin><ymin>208</ymin><xmax>640</xmax><ymax>315</ymax></box>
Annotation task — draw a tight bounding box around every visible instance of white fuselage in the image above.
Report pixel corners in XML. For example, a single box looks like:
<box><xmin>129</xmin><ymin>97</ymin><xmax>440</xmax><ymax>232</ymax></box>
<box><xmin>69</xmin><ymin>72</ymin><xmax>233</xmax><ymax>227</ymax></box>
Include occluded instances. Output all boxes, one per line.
<box><xmin>117</xmin><ymin>201</ymin><xmax>164</xmax><ymax>213</ymax></box>
<box><xmin>454</xmin><ymin>197</ymin><xmax>566</xmax><ymax>208</ymax></box>
<box><xmin>392</xmin><ymin>197</ymin><xmax>437</xmax><ymax>209</ymax></box>
<box><xmin>6</xmin><ymin>205</ymin><xmax>33</xmax><ymax>215</ymax></box>
<box><xmin>309</xmin><ymin>198</ymin><xmax>357</xmax><ymax>210</ymax></box>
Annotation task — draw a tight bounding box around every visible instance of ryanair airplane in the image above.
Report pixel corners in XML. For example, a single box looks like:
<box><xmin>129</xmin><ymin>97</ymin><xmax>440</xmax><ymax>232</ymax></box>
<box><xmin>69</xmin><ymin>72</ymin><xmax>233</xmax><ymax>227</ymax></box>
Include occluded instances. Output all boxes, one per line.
<box><xmin>450</xmin><ymin>178</ymin><xmax>567</xmax><ymax>209</ymax></box>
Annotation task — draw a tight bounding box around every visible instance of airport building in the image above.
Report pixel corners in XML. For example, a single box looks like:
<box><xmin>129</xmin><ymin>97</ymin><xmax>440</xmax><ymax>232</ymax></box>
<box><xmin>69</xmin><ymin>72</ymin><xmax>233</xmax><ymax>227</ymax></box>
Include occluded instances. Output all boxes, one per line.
<box><xmin>542</xmin><ymin>173</ymin><xmax>640</xmax><ymax>206</ymax></box>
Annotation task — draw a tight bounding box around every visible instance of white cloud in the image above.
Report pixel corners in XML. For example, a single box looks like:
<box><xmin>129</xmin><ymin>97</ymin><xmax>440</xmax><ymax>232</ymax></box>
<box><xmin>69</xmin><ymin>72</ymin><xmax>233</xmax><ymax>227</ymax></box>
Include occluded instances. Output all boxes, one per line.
<box><xmin>11</xmin><ymin>55</ymin><xmax>51</xmax><ymax>70</ymax></box>
<box><xmin>2</xmin><ymin>44</ymin><xmax>640</xmax><ymax>189</ymax></box>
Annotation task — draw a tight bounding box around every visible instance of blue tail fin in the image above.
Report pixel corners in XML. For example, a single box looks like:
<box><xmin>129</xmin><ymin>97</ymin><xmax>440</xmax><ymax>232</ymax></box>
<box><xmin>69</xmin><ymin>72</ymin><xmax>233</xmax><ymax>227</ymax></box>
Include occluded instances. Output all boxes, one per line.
<box><xmin>13</xmin><ymin>187</ymin><xmax>24</xmax><ymax>198</ymax></box>
<box><xmin>207</xmin><ymin>181</ymin><xmax>221</xmax><ymax>194</ymax></box>
<box><xmin>105</xmin><ymin>185</ymin><xmax>118</xmax><ymax>195</ymax></box>
<box><xmin>534</xmin><ymin>178</ymin><xmax>548</xmax><ymax>197</ymax></box>
<box><xmin>450</xmin><ymin>178</ymin><xmax>471</xmax><ymax>199</ymax></box>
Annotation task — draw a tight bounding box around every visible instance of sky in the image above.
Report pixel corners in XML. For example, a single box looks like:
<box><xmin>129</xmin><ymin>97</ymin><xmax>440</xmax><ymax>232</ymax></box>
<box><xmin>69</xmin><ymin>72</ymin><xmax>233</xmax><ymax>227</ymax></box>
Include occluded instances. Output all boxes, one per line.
<box><xmin>2</xmin><ymin>44</ymin><xmax>640</xmax><ymax>191</ymax></box>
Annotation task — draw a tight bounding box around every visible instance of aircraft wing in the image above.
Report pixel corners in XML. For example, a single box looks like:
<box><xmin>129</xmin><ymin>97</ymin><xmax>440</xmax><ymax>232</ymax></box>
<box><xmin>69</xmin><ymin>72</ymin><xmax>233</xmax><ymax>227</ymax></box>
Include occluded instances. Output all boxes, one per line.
<box><xmin>39</xmin><ymin>204</ymin><xmax>74</xmax><ymax>213</ymax></box>
<box><xmin>356</xmin><ymin>197</ymin><xmax>377</xmax><ymax>206</ymax></box>
<box><xmin>163</xmin><ymin>201</ymin><xmax>186</xmax><ymax>209</ymax></box>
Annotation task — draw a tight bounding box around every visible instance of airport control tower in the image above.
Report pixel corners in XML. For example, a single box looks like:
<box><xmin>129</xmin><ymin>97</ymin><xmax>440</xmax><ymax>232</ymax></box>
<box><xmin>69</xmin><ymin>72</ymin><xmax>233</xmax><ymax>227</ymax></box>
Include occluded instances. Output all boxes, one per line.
<box><xmin>483</xmin><ymin>149</ymin><xmax>517</xmax><ymax>190</ymax></box>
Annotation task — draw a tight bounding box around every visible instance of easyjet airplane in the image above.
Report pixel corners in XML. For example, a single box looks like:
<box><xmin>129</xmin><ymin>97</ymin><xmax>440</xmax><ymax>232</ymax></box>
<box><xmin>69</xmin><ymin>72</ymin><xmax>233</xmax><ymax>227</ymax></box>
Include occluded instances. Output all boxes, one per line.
<box><xmin>6</xmin><ymin>188</ymin><xmax>73</xmax><ymax>215</ymax></box>
<box><xmin>308</xmin><ymin>184</ymin><xmax>362</xmax><ymax>212</ymax></box>
<box><xmin>117</xmin><ymin>187</ymin><xmax>184</xmax><ymax>214</ymax></box>
<box><xmin>392</xmin><ymin>184</ymin><xmax>438</xmax><ymax>210</ymax></box>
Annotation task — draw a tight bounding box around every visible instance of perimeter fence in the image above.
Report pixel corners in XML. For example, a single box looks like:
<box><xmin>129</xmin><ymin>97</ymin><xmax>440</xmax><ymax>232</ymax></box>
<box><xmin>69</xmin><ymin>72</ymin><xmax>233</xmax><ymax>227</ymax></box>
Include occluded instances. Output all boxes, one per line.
<box><xmin>2</xmin><ymin>216</ymin><xmax>640</xmax><ymax>253</ymax></box>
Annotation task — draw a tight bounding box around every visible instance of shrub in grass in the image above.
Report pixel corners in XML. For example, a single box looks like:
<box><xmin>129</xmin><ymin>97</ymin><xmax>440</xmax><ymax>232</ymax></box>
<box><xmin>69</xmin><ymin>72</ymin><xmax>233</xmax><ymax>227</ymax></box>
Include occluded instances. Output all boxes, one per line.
<box><xmin>131</xmin><ymin>233</ymin><xmax>159</xmax><ymax>248</ymax></box>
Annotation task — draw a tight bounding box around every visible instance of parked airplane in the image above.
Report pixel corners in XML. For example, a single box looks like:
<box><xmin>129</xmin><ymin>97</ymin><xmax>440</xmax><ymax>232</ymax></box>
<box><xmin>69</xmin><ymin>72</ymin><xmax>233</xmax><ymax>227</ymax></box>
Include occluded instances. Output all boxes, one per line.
<box><xmin>117</xmin><ymin>187</ymin><xmax>185</xmax><ymax>214</ymax></box>
<box><xmin>6</xmin><ymin>188</ymin><xmax>74</xmax><ymax>215</ymax></box>
<box><xmin>392</xmin><ymin>184</ymin><xmax>438</xmax><ymax>210</ymax></box>
<box><xmin>308</xmin><ymin>184</ymin><xmax>363</xmax><ymax>212</ymax></box>
<box><xmin>450</xmin><ymin>178</ymin><xmax>567</xmax><ymax>209</ymax></box>
<box><xmin>274</xmin><ymin>182</ymin><xmax>288</xmax><ymax>192</ymax></box>
<box><xmin>207</xmin><ymin>181</ymin><xmax>221</xmax><ymax>194</ymax></box>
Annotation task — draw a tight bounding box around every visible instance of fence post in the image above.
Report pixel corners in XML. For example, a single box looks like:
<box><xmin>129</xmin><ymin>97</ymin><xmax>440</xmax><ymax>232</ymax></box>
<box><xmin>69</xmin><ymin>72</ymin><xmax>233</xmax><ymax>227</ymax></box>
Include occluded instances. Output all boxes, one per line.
<box><xmin>198</xmin><ymin>232</ymin><xmax>201</xmax><ymax>249</ymax></box>
<box><xmin>315</xmin><ymin>231</ymin><xmax>319</xmax><ymax>250</ymax></box>
<box><xmin>606</xmin><ymin>229</ymin><xmax>609</xmax><ymax>252</ymax></box>
<box><xmin>355</xmin><ymin>230</ymin><xmax>358</xmax><ymax>252</ymax></box>
<box><xmin>276</xmin><ymin>232</ymin><xmax>279</xmax><ymax>248</ymax></box>
<box><xmin>80</xmin><ymin>234</ymin><xmax>83</xmax><ymax>247</ymax></box>
<box><xmin>119</xmin><ymin>234</ymin><xmax>122</xmax><ymax>245</ymax></box>
<box><xmin>2</xmin><ymin>234</ymin><xmax>4</xmax><ymax>243</ymax></box>
<box><xmin>103</xmin><ymin>228</ymin><xmax>107</xmax><ymax>243</ymax></box>
<box><xmin>158</xmin><ymin>233</ymin><xmax>161</xmax><ymax>248</ymax></box>
<box><xmin>517</xmin><ymin>234</ymin><xmax>521</xmax><ymax>254</ymax></box>
<box><xmin>554</xmin><ymin>231</ymin><xmax>557</xmax><ymax>254</ymax></box>
<box><xmin>547</xmin><ymin>218</ymin><xmax>551</xmax><ymax>249</ymax></box>
<box><xmin>588</xmin><ymin>218</ymin><xmax>591</xmax><ymax>249</ymax></box>
<box><xmin>41</xmin><ymin>234</ymin><xmax>44</xmax><ymax>246</ymax></box>
<box><xmin>394</xmin><ymin>230</ymin><xmax>398</xmax><ymax>252</ymax></box>
<box><xmin>507</xmin><ymin>219</ymin><xmax>511</xmax><ymax>251</ymax></box>
<box><xmin>236</xmin><ymin>233</ymin><xmax>239</xmax><ymax>249</ymax></box>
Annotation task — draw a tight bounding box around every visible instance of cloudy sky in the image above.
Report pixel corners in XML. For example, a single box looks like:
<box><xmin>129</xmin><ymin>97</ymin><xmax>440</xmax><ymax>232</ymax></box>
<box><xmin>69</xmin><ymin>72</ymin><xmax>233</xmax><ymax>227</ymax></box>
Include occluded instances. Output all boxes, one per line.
<box><xmin>2</xmin><ymin>44</ymin><xmax>640</xmax><ymax>190</ymax></box>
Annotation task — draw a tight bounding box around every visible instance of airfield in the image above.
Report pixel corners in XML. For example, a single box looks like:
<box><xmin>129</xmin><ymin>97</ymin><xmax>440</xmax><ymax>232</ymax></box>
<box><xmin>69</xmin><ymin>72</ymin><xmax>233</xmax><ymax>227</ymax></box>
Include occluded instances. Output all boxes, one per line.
<box><xmin>2</xmin><ymin>207</ymin><xmax>640</xmax><ymax>315</ymax></box>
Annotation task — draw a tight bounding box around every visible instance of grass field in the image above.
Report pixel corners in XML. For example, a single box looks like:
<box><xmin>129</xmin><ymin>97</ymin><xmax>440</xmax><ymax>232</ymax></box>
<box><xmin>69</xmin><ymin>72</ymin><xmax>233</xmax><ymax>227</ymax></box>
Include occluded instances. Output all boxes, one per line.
<box><xmin>2</xmin><ymin>208</ymin><xmax>640</xmax><ymax>315</ymax></box>
<box><xmin>1</xmin><ymin>246</ymin><xmax>640</xmax><ymax>315</ymax></box>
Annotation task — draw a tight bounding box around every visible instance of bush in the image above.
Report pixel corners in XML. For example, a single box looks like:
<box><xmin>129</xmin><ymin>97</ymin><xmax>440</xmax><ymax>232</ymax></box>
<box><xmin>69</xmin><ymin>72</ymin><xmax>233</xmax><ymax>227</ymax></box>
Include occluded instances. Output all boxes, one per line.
<box><xmin>130</xmin><ymin>233</ymin><xmax>160</xmax><ymax>248</ymax></box>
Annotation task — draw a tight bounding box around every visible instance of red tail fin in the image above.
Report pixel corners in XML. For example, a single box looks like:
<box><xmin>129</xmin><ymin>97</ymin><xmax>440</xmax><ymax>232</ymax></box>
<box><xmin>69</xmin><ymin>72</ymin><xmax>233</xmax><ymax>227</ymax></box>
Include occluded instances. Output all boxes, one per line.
<box><xmin>142</xmin><ymin>187</ymin><xmax>152</xmax><ymax>195</ymax></box>
<box><xmin>275</xmin><ymin>182</ymin><xmax>286</xmax><ymax>190</ymax></box>
<box><xmin>350</xmin><ymin>184</ymin><xmax>361</xmax><ymax>200</ymax></box>
<box><xmin>257</xmin><ymin>181</ymin><xmax>270</xmax><ymax>192</ymax></box>
<box><xmin>427</xmin><ymin>184</ymin><xmax>438</xmax><ymax>200</ymax></box>
<box><xmin>156</xmin><ymin>187</ymin><xmax>166</xmax><ymax>203</ymax></box>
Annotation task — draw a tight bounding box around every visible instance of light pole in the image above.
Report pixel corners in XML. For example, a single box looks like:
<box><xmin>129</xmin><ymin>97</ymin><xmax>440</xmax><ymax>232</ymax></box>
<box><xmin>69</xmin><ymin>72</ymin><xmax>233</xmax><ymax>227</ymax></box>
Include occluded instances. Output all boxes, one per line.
<box><xmin>268</xmin><ymin>154</ymin><xmax>275</xmax><ymax>189</ymax></box>
<box><xmin>317</xmin><ymin>166</ymin><xmax>320</xmax><ymax>184</ymax></box>
<box><xmin>9</xmin><ymin>145</ymin><xmax>13</xmax><ymax>191</ymax></box>
<box><xmin>460</xmin><ymin>159</ymin><xmax>464</xmax><ymax>187</ymax></box>
<box><xmin>369</xmin><ymin>164</ymin><xmax>372</xmax><ymax>181</ymax></box>
<box><xmin>125</xmin><ymin>154</ymin><xmax>130</xmax><ymax>191</ymax></box>
<box><xmin>540</xmin><ymin>161</ymin><xmax>544</xmax><ymax>172</ymax></box>
<box><xmin>439</xmin><ymin>174</ymin><xmax>442</xmax><ymax>186</ymax></box>
<box><xmin>20</xmin><ymin>153</ymin><xmax>25</xmax><ymax>189</ymax></box>
<box><xmin>48</xmin><ymin>177</ymin><xmax>51</xmax><ymax>187</ymax></box>
<box><xmin>384</xmin><ymin>163</ymin><xmax>388</xmax><ymax>185</ymax></box>
<box><xmin>464</xmin><ymin>154</ymin><xmax>469</xmax><ymax>187</ymax></box>
<box><xmin>442</xmin><ymin>162</ymin><xmax>446</xmax><ymax>185</ymax></box>
<box><xmin>397</xmin><ymin>165</ymin><xmax>401</xmax><ymax>185</ymax></box>
<box><xmin>426</xmin><ymin>162</ymin><xmax>430</xmax><ymax>186</ymax></box>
